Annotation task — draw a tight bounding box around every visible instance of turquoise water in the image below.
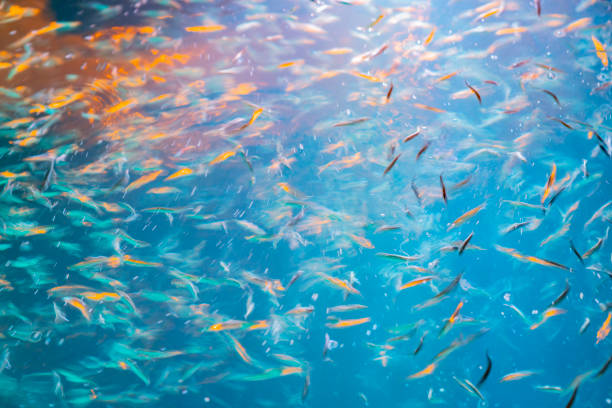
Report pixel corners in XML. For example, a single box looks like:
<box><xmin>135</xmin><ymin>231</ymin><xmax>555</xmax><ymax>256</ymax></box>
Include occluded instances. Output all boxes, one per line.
<box><xmin>0</xmin><ymin>0</ymin><xmax>610</xmax><ymax>407</ymax></box>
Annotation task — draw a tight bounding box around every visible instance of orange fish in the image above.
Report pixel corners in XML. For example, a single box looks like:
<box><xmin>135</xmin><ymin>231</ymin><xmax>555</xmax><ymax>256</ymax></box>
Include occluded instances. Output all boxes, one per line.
<box><xmin>592</xmin><ymin>36</ymin><xmax>608</xmax><ymax>67</ymax></box>
<box><xmin>64</xmin><ymin>297</ymin><xmax>91</xmax><ymax>321</ymax></box>
<box><xmin>164</xmin><ymin>168</ymin><xmax>193</xmax><ymax>181</ymax></box>
<box><xmin>326</xmin><ymin>317</ymin><xmax>371</xmax><ymax>328</ymax></box>
<box><xmin>399</xmin><ymin>276</ymin><xmax>434</xmax><ymax>291</ymax></box>
<box><xmin>407</xmin><ymin>363</ymin><xmax>437</xmax><ymax>379</ymax></box>
<box><xmin>348</xmin><ymin>233</ymin><xmax>374</xmax><ymax>249</ymax></box>
<box><xmin>596</xmin><ymin>312</ymin><xmax>611</xmax><ymax>344</ymax></box>
<box><xmin>541</xmin><ymin>163</ymin><xmax>556</xmax><ymax>203</ymax></box>
<box><xmin>424</xmin><ymin>28</ymin><xmax>436</xmax><ymax>46</ymax></box>
<box><xmin>185</xmin><ymin>25</ymin><xmax>226</xmax><ymax>33</ymax></box>
<box><xmin>126</xmin><ymin>170</ymin><xmax>163</xmax><ymax>192</ymax></box>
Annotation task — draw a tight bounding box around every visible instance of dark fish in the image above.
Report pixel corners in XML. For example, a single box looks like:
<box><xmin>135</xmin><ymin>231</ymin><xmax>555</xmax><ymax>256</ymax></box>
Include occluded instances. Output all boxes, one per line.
<box><xmin>434</xmin><ymin>271</ymin><xmax>463</xmax><ymax>299</ymax></box>
<box><xmin>41</xmin><ymin>159</ymin><xmax>56</xmax><ymax>192</ymax></box>
<box><xmin>465</xmin><ymin>80</ymin><xmax>482</xmax><ymax>104</ymax></box>
<box><xmin>565</xmin><ymin>386</ymin><xmax>578</xmax><ymax>408</ymax></box>
<box><xmin>332</xmin><ymin>117</ymin><xmax>369</xmax><ymax>127</ymax></box>
<box><xmin>582</xmin><ymin>237</ymin><xmax>603</xmax><ymax>259</ymax></box>
<box><xmin>535</xmin><ymin>0</ymin><xmax>541</xmax><ymax>16</ymax></box>
<box><xmin>596</xmin><ymin>354</ymin><xmax>612</xmax><ymax>378</ymax></box>
<box><xmin>546</xmin><ymin>185</ymin><xmax>566</xmax><ymax>207</ymax></box>
<box><xmin>416</xmin><ymin>142</ymin><xmax>430</xmax><ymax>160</ymax></box>
<box><xmin>384</xmin><ymin>154</ymin><xmax>401</xmax><ymax>176</ymax></box>
<box><xmin>414</xmin><ymin>332</ymin><xmax>427</xmax><ymax>355</ymax></box>
<box><xmin>551</xmin><ymin>280</ymin><xmax>570</xmax><ymax>307</ymax></box>
<box><xmin>302</xmin><ymin>372</ymin><xmax>310</xmax><ymax>401</ymax></box>
<box><xmin>386</xmin><ymin>83</ymin><xmax>394</xmax><ymax>102</ymax></box>
<box><xmin>411</xmin><ymin>180</ymin><xmax>422</xmax><ymax>206</ymax></box>
<box><xmin>569</xmin><ymin>240</ymin><xmax>584</xmax><ymax>264</ymax></box>
<box><xmin>403</xmin><ymin>129</ymin><xmax>420</xmax><ymax>143</ymax></box>
<box><xmin>458</xmin><ymin>232</ymin><xmax>473</xmax><ymax>255</ymax></box>
<box><xmin>548</xmin><ymin>117</ymin><xmax>574</xmax><ymax>130</ymax></box>
<box><xmin>541</xmin><ymin>89</ymin><xmax>560</xmax><ymax>106</ymax></box>
<box><xmin>440</xmin><ymin>174</ymin><xmax>448</xmax><ymax>205</ymax></box>
<box><xmin>598</xmin><ymin>143</ymin><xmax>611</xmax><ymax>158</ymax></box>
<box><xmin>477</xmin><ymin>351</ymin><xmax>492</xmax><ymax>386</ymax></box>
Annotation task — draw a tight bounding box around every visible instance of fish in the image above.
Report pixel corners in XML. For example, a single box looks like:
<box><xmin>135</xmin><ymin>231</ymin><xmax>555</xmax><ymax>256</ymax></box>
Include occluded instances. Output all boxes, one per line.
<box><xmin>464</xmin><ymin>81</ymin><xmax>482</xmax><ymax>104</ymax></box>
<box><xmin>477</xmin><ymin>351</ymin><xmax>492</xmax><ymax>386</ymax></box>
<box><xmin>582</xmin><ymin>237</ymin><xmax>603</xmax><ymax>259</ymax></box>
<box><xmin>541</xmin><ymin>163</ymin><xmax>556</xmax><ymax>204</ymax></box>
<box><xmin>326</xmin><ymin>317</ymin><xmax>371</xmax><ymax>328</ymax></box>
<box><xmin>403</xmin><ymin>130</ymin><xmax>420</xmax><ymax>143</ymax></box>
<box><xmin>500</xmin><ymin>370</ymin><xmax>537</xmax><ymax>382</ymax></box>
<box><xmin>332</xmin><ymin>117</ymin><xmax>369</xmax><ymax>127</ymax></box>
<box><xmin>414</xmin><ymin>332</ymin><xmax>427</xmax><ymax>355</ymax></box>
<box><xmin>448</xmin><ymin>203</ymin><xmax>486</xmax><ymax>231</ymax></box>
<box><xmin>569</xmin><ymin>240</ymin><xmax>584</xmax><ymax>264</ymax></box>
<box><xmin>596</xmin><ymin>312</ymin><xmax>611</xmax><ymax>344</ymax></box>
<box><xmin>386</xmin><ymin>83</ymin><xmax>394</xmax><ymax>103</ymax></box>
<box><xmin>458</xmin><ymin>232</ymin><xmax>474</xmax><ymax>255</ymax></box>
<box><xmin>440</xmin><ymin>174</ymin><xmax>448</xmax><ymax>205</ymax></box>
<box><xmin>592</xmin><ymin>36</ymin><xmax>609</xmax><ymax>67</ymax></box>
<box><xmin>595</xmin><ymin>354</ymin><xmax>612</xmax><ymax>377</ymax></box>
<box><xmin>565</xmin><ymin>386</ymin><xmax>578</xmax><ymax>408</ymax></box>
<box><xmin>416</xmin><ymin>142</ymin><xmax>430</xmax><ymax>160</ymax></box>
<box><xmin>541</xmin><ymin>89</ymin><xmax>561</xmax><ymax>106</ymax></box>
<box><xmin>399</xmin><ymin>276</ymin><xmax>434</xmax><ymax>291</ymax></box>
<box><xmin>551</xmin><ymin>281</ymin><xmax>570</xmax><ymax>307</ymax></box>
<box><xmin>383</xmin><ymin>154</ymin><xmax>401</xmax><ymax>175</ymax></box>
<box><xmin>495</xmin><ymin>245</ymin><xmax>570</xmax><ymax>271</ymax></box>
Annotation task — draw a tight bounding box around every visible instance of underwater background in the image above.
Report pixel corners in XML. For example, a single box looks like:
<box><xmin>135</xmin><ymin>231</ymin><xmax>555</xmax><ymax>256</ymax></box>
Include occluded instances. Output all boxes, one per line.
<box><xmin>0</xmin><ymin>0</ymin><xmax>611</xmax><ymax>407</ymax></box>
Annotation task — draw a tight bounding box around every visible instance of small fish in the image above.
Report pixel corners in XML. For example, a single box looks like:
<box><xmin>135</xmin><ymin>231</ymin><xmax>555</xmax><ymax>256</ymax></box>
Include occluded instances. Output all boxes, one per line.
<box><xmin>541</xmin><ymin>163</ymin><xmax>556</xmax><ymax>204</ymax></box>
<box><xmin>440</xmin><ymin>174</ymin><xmax>448</xmax><ymax>205</ymax></box>
<box><xmin>501</xmin><ymin>221</ymin><xmax>531</xmax><ymax>234</ymax></box>
<box><xmin>332</xmin><ymin>117</ymin><xmax>369</xmax><ymax>127</ymax></box>
<box><xmin>403</xmin><ymin>129</ymin><xmax>420</xmax><ymax>143</ymax></box>
<box><xmin>592</xmin><ymin>35</ymin><xmax>609</xmax><ymax>68</ymax></box>
<box><xmin>500</xmin><ymin>370</ymin><xmax>537</xmax><ymax>382</ymax></box>
<box><xmin>326</xmin><ymin>304</ymin><xmax>367</xmax><ymax>313</ymax></box>
<box><xmin>580</xmin><ymin>318</ymin><xmax>591</xmax><ymax>334</ymax></box>
<box><xmin>448</xmin><ymin>203</ymin><xmax>485</xmax><ymax>231</ymax></box>
<box><xmin>541</xmin><ymin>89</ymin><xmax>560</xmax><ymax>106</ymax></box>
<box><xmin>377</xmin><ymin>252</ymin><xmax>421</xmax><ymax>262</ymax></box>
<box><xmin>569</xmin><ymin>240</ymin><xmax>584</xmax><ymax>264</ymax></box>
<box><xmin>535</xmin><ymin>0</ymin><xmax>541</xmax><ymax>16</ymax></box>
<box><xmin>582</xmin><ymin>237</ymin><xmax>603</xmax><ymax>259</ymax></box>
<box><xmin>416</xmin><ymin>142</ymin><xmax>430</xmax><ymax>160</ymax></box>
<box><xmin>565</xmin><ymin>386</ymin><xmax>578</xmax><ymax>408</ymax></box>
<box><xmin>386</xmin><ymin>83</ymin><xmax>394</xmax><ymax>102</ymax></box>
<box><xmin>465</xmin><ymin>80</ymin><xmax>482</xmax><ymax>104</ymax></box>
<box><xmin>326</xmin><ymin>317</ymin><xmax>371</xmax><ymax>328</ymax></box>
<box><xmin>459</xmin><ymin>232</ymin><xmax>474</xmax><ymax>255</ymax></box>
<box><xmin>41</xmin><ymin>159</ymin><xmax>56</xmax><ymax>192</ymax></box>
<box><xmin>414</xmin><ymin>332</ymin><xmax>427</xmax><ymax>355</ymax></box>
<box><xmin>548</xmin><ymin>117</ymin><xmax>574</xmax><ymax>130</ymax></box>
<box><xmin>596</xmin><ymin>312</ymin><xmax>611</xmax><ymax>344</ymax></box>
<box><xmin>383</xmin><ymin>154</ymin><xmax>401</xmax><ymax>176</ymax></box>
<box><xmin>596</xmin><ymin>354</ymin><xmax>612</xmax><ymax>377</ymax></box>
<box><xmin>302</xmin><ymin>372</ymin><xmax>310</xmax><ymax>401</ymax></box>
<box><xmin>424</xmin><ymin>28</ymin><xmax>436</xmax><ymax>46</ymax></box>
<box><xmin>399</xmin><ymin>276</ymin><xmax>434</xmax><ymax>291</ymax></box>
<box><xmin>551</xmin><ymin>281</ymin><xmax>570</xmax><ymax>307</ymax></box>
<box><xmin>477</xmin><ymin>351</ymin><xmax>492</xmax><ymax>386</ymax></box>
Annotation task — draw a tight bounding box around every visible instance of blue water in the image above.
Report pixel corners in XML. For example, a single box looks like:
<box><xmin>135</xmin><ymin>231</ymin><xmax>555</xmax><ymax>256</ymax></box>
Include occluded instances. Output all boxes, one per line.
<box><xmin>0</xmin><ymin>0</ymin><xmax>610</xmax><ymax>407</ymax></box>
